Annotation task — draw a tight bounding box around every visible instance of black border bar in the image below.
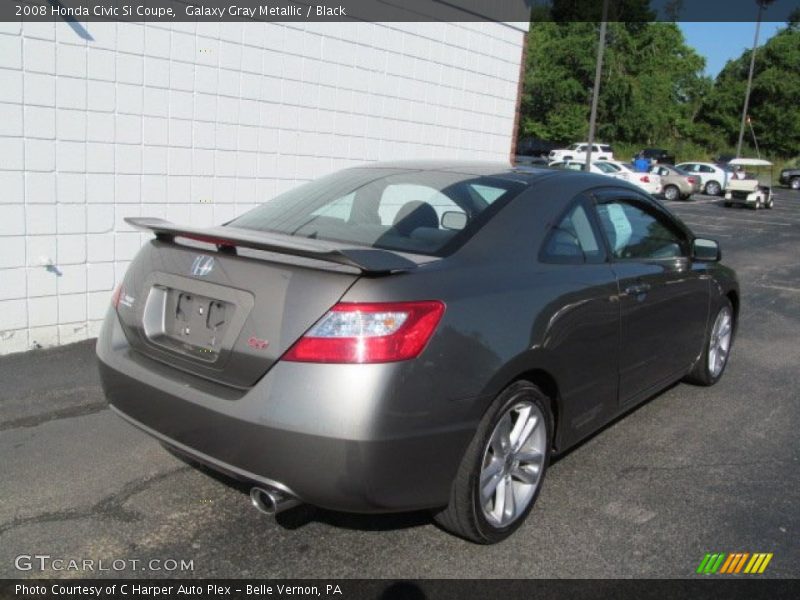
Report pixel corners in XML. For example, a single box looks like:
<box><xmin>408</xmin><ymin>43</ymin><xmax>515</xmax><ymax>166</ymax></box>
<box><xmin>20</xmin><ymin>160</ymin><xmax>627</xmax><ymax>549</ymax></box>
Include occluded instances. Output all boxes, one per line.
<box><xmin>3</xmin><ymin>0</ymin><xmax>799</xmax><ymax>22</ymax></box>
<box><xmin>2</xmin><ymin>579</ymin><xmax>800</xmax><ymax>600</ymax></box>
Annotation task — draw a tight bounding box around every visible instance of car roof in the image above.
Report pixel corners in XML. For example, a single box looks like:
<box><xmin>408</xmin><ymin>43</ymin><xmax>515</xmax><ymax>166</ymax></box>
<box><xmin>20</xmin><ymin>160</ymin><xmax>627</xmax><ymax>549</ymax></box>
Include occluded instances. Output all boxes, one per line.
<box><xmin>347</xmin><ymin>160</ymin><xmax>646</xmax><ymax>194</ymax></box>
<box><xmin>352</xmin><ymin>160</ymin><xmax>561</xmax><ymax>185</ymax></box>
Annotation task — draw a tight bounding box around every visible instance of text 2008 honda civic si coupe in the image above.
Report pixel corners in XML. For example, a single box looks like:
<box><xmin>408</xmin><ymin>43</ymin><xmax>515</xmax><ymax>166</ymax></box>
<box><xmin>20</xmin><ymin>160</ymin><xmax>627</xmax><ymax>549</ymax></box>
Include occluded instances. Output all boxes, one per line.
<box><xmin>97</xmin><ymin>161</ymin><xmax>739</xmax><ymax>543</ymax></box>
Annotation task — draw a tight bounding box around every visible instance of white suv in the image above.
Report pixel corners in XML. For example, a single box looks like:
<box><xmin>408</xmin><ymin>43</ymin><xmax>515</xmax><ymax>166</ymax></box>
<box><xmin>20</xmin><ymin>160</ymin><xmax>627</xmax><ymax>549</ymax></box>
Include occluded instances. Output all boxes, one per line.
<box><xmin>549</xmin><ymin>142</ymin><xmax>615</xmax><ymax>162</ymax></box>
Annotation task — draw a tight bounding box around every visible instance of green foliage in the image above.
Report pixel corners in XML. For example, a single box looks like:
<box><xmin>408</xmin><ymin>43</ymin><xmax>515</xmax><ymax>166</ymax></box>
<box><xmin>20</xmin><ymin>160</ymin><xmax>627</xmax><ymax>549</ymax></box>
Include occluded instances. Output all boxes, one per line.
<box><xmin>699</xmin><ymin>27</ymin><xmax>800</xmax><ymax>157</ymax></box>
<box><xmin>518</xmin><ymin>1</ymin><xmax>800</xmax><ymax>160</ymax></box>
<box><xmin>519</xmin><ymin>17</ymin><xmax>709</xmax><ymax>149</ymax></box>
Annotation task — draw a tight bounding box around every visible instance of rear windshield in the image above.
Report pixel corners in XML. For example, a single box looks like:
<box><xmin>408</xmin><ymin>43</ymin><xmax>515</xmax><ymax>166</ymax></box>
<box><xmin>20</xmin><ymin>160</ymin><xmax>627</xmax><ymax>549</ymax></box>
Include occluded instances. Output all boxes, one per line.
<box><xmin>229</xmin><ymin>168</ymin><xmax>526</xmax><ymax>257</ymax></box>
<box><xmin>600</xmin><ymin>145</ymin><xmax>613</xmax><ymax>153</ymax></box>
<box><xmin>594</xmin><ymin>161</ymin><xmax>620</xmax><ymax>173</ymax></box>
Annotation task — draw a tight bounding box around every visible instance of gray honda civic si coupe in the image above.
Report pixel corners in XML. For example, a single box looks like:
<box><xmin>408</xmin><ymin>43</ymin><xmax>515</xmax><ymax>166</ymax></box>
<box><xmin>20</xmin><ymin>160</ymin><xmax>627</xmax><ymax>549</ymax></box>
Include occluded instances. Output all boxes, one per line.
<box><xmin>97</xmin><ymin>161</ymin><xmax>739</xmax><ymax>543</ymax></box>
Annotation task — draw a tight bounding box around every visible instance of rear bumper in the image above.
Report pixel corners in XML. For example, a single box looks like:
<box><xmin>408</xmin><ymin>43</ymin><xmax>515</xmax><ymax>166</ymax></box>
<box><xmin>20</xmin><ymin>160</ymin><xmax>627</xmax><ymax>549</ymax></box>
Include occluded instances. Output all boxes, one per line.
<box><xmin>97</xmin><ymin>309</ymin><xmax>476</xmax><ymax>513</ymax></box>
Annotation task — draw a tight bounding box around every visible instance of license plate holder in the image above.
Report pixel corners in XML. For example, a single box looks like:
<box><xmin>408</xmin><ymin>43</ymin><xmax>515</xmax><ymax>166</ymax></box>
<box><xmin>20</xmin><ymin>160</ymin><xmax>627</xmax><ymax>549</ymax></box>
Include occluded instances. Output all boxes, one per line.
<box><xmin>143</xmin><ymin>286</ymin><xmax>233</xmax><ymax>362</ymax></box>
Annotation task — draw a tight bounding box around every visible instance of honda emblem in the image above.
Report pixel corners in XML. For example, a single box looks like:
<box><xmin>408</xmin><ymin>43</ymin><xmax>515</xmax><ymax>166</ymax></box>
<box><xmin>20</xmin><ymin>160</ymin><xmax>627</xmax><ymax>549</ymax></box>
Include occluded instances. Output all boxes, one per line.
<box><xmin>191</xmin><ymin>255</ymin><xmax>215</xmax><ymax>277</ymax></box>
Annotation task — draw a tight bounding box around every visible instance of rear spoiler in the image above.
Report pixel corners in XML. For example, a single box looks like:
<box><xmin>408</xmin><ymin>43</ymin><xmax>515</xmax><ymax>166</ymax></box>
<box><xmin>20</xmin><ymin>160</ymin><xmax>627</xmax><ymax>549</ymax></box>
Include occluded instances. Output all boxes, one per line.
<box><xmin>125</xmin><ymin>217</ymin><xmax>418</xmax><ymax>274</ymax></box>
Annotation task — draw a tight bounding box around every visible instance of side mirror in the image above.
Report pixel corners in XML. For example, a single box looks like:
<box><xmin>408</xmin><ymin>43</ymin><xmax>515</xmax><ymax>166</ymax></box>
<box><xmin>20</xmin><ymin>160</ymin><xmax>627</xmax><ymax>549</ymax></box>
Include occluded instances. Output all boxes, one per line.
<box><xmin>441</xmin><ymin>211</ymin><xmax>468</xmax><ymax>231</ymax></box>
<box><xmin>692</xmin><ymin>238</ymin><xmax>721</xmax><ymax>262</ymax></box>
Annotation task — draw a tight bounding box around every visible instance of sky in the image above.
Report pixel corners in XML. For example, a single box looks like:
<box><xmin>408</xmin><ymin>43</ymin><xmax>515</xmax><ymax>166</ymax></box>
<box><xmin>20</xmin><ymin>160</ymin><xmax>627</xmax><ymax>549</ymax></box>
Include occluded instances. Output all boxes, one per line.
<box><xmin>678</xmin><ymin>22</ymin><xmax>786</xmax><ymax>78</ymax></box>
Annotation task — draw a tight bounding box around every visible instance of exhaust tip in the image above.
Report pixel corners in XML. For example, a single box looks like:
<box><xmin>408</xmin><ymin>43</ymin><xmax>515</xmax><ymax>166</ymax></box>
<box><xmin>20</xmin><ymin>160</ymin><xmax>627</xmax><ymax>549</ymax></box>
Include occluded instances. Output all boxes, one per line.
<box><xmin>250</xmin><ymin>486</ymin><xmax>300</xmax><ymax>516</ymax></box>
<box><xmin>250</xmin><ymin>486</ymin><xmax>279</xmax><ymax>515</ymax></box>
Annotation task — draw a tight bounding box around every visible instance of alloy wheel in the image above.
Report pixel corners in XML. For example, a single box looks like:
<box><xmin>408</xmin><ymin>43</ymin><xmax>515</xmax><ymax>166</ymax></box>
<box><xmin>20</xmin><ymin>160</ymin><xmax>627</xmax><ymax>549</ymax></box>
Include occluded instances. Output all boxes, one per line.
<box><xmin>479</xmin><ymin>401</ymin><xmax>546</xmax><ymax>528</ymax></box>
<box><xmin>708</xmin><ymin>306</ymin><xmax>733</xmax><ymax>378</ymax></box>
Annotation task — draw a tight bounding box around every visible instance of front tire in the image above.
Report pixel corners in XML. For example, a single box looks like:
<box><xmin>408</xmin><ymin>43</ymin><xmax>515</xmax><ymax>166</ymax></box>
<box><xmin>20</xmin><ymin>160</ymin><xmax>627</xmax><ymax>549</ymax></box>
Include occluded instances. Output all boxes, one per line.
<box><xmin>434</xmin><ymin>381</ymin><xmax>552</xmax><ymax>544</ymax></box>
<box><xmin>685</xmin><ymin>299</ymin><xmax>734</xmax><ymax>386</ymax></box>
<box><xmin>705</xmin><ymin>180</ymin><xmax>721</xmax><ymax>196</ymax></box>
<box><xmin>790</xmin><ymin>177</ymin><xmax>800</xmax><ymax>190</ymax></box>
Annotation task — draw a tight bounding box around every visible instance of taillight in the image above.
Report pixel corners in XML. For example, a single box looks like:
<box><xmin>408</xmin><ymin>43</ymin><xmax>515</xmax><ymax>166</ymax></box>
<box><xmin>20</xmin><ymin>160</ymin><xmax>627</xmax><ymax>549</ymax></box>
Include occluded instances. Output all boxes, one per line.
<box><xmin>687</xmin><ymin>177</ymin><xmax>697</xmax><ymax>184</ymax></box>
<box><xmin>640</xmin><ymin>175</ymin><xmax>650</xmax><ymax>183</ymax></box>
<box><xmin>283</xmin><ymin>301</ymin><xmax>445</xmax><ymax>363</ymax></box>
<box><xmin>111</xmin><ymin>284</ymin><xmax>123</xmax><ymax>309</ymax></box>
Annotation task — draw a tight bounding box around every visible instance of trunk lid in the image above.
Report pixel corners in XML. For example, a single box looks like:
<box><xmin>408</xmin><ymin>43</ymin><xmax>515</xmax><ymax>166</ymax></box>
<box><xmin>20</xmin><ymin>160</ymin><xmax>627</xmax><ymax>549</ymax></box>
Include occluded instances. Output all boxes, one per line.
<box><xmin>114</xmin><ymin>219</ymin><xmax>419</xmax><ymax>388</ymax></box>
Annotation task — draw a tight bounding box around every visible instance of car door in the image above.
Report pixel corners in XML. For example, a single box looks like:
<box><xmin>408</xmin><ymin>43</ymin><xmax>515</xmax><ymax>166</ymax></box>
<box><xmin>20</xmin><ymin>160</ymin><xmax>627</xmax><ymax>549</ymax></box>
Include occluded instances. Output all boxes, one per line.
<box><xmin>590</xmin><ymin>190</ymin><xmax>710</xmax><ymax>407</ymax></box>
<box><xmin>538</xmin><ymin>195</ymin><xmax>620</xmax><ymax>441</ymax></box>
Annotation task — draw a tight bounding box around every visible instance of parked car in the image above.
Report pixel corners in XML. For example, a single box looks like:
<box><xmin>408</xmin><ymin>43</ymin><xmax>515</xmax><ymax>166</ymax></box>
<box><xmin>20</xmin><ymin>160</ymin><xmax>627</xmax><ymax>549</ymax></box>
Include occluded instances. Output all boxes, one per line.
<box><xmin>724</xmin><ymin>158</ymin><xmax>774</xmax><ymax>210</ymax></box>
<box><xmin>596</xmin><ymin>160</ymin><xmax>663</xmax><ymax>195</ymax></box>
<box><xmin>514</xmin><ymin>155</ymin><xmax>550</xmax><ymax>167</ymax></box>
<box><xmin>516</xmin><ymin>137</ymin><xmax>564</xmax><ymax>158</ymax></box>
<box><xmin>634</xmin><ymin>148</ymin><xmax>676</xmax><ymax>165</ymax></box>
<box><xmin>548</xmin><ymin>158</ymin><xmax>624</xmax><ymax>178</ymax></box>
<box><xmin>715</xmin><ymin>154</ymin><xmax>736</xmax><ymax>167</ymax></box>
<box><xmin>650</xmin><ymin>164</ymin><xmax>702</xmax><ymax>201</ymax></box>
<box><xmin>675</xmin><ymin>162</ymin><xmax>730</xmax><ymax>196</ymax></box>
<box><xmin>98</xmin><ymin>162</ymin><xmax>739</xmax><ymax>544</ymax></box>
<box><xmin>778</xmin><ymin>166</ymin><xmax>800</xmax><ymax>190</ymax></box>
<box><xmin>549</xmin><ymin>142</ymin><xmax>614</xmax><ymax>162</ymax></box>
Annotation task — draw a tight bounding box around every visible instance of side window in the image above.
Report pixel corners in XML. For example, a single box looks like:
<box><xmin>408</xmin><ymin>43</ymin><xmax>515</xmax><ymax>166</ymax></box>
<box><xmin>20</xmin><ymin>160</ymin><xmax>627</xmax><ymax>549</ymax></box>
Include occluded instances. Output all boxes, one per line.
<box><xmin>594</xmin><ymin>199</ymin><xmax>685</xmax><ymax>260</ymax></box>
<box><xmin>700</xmin><ymin>165</ymin><xmax>714</xmax><ymax>174</ymax></box>
<box><xmin>542</xmin><ymin>202</ymin><xmax>603</xmax><ymax>264</ymax></box>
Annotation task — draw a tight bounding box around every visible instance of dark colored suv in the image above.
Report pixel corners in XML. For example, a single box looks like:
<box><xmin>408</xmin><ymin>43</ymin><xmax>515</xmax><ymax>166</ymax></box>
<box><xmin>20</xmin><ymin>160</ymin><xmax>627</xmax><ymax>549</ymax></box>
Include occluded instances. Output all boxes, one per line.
<box><xmin>636</xmin><ymin>148</ymin><xmax>676</xmax><ymax>165</ymax></box>
<box><xmin>779</xmin><ymin>167</ymin><xmax>800</xmax><ymax>190</ymax></box>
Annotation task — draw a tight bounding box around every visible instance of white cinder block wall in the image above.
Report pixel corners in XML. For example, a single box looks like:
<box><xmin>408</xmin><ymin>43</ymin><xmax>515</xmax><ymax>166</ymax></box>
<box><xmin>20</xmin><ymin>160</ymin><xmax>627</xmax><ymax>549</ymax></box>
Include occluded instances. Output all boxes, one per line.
<box><xmin>0</xmin><ymin>19</ymin><xmax>526</xmax><ymax>355</ymax></box>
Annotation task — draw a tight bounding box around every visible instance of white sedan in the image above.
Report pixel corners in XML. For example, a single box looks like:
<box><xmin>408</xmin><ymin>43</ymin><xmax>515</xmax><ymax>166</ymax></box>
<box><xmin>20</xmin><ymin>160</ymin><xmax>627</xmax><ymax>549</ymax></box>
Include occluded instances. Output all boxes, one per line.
<box><xmin>675</xmin><ymin>162</ymin><xmax>730</xmax><ymax>196</ymax></box>
<box><xmin>596</xmin><ymin>160</ymin><xmax>662</xmax><ymax>195</ymax></box>
<box><xmin>548</xmin><ymin>159</ymin><xmax>627</xmax><ymax>179</ymax></box>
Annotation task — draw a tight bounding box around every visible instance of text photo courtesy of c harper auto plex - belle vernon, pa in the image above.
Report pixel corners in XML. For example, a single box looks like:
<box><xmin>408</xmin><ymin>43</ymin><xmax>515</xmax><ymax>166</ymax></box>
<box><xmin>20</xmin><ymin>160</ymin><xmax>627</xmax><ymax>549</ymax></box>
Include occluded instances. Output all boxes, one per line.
<box><xmin>0</xmin><ymin>1</ymin><xmax>799</xmax><ymax>599</ymax></box>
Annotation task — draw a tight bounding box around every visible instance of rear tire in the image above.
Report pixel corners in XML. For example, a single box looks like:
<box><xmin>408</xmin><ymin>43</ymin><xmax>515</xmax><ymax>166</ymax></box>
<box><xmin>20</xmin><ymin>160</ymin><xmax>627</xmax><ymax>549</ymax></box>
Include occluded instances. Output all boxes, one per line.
<box><xmin>685</xmin><ymin>299</ymin><xmax>734</xmax><ymax>387</ymax></box>
<box><xmin>663</xmin><ymin>185</ymin><xmax>680</xmax><ymax>201</ymax></box>
<box><xmin>705</xmin><ymin>181</ymin><xmax>721</xmax><ymax>196</ymax></box>
<box><xmin>433</xmin><ymin>381</ymin><xmax>552</xmax><ymax>544</ymax></box>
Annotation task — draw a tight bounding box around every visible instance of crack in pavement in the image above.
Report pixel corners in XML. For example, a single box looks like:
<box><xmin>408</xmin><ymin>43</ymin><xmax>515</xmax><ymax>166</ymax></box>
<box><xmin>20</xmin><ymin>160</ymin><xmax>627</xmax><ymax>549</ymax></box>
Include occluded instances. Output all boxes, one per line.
<box><xmin>0</xmin><ymin>402</ymin><xmax>109</xmax><ymax>432</ymax></box>
<box><xmin>0</xmin><ymin>466</ymin><xmax>191</xmax><ymax>536</ymax></box>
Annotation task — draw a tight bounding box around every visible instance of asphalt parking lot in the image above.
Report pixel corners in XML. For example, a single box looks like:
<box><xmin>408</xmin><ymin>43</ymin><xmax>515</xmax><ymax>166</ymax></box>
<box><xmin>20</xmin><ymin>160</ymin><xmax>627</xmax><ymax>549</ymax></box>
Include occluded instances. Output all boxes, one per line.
<box><xmin>1</xmin><ymin>189</ymin><xmax>798</xmax><ymax>579</ymax></box>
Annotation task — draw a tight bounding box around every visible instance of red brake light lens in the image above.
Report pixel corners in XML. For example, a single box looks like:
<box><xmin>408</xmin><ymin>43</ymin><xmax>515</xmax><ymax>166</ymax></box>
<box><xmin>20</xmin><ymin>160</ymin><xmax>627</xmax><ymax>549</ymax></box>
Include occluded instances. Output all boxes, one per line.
<box><xmin>283</xmin><ymin>301</ymin><xmax>445</xmax><ymax>363</ymax></box>
<box><xmin>640</xmin><ymin>175</ymin><xmax>650</xmax><ymax>183</ymax></box>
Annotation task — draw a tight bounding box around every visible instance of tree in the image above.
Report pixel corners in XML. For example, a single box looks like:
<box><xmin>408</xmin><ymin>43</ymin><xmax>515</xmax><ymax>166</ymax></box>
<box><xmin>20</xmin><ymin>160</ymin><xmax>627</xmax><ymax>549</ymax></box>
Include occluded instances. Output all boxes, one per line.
<box><xmin>699</xmin><ymin>26</ymin><xmax>800</xmax><ymax>157</ymax></box>
<box><xmin>518</xmin><ymin>18</ymin><xmax>708</xmax><ymax>147</ymax></box>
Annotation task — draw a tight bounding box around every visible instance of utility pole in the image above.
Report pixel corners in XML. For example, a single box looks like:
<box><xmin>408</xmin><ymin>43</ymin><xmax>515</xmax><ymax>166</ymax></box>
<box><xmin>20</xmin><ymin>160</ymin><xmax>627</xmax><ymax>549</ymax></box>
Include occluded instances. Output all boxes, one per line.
<box><xmin>736</xmin><ymin>1</ymin><xmax>768</xmax><ymax>157</ymax></box>
<box><xmin>585</xmin><ymin>0</ymin><xmax>609</xmax><ymax>171</ymax></box>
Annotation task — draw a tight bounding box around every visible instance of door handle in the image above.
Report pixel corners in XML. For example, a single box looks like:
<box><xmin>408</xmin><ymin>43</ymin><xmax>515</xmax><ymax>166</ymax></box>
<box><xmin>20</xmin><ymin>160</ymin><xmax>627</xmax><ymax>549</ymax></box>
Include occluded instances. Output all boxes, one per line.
<box><xmin>624</xmin><ymin>283</ymin><xmax>651</xmax><ymax>296</ymax></box>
